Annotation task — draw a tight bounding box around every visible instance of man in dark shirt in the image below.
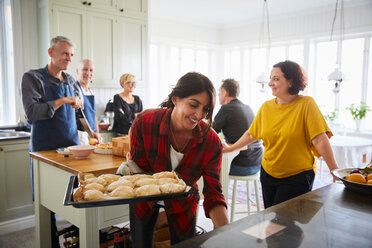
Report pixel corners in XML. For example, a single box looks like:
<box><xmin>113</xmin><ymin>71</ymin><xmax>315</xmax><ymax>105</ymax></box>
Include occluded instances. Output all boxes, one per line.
<box><xmin>213</xmin><ymin>78</ymin><xmax>263</xmax><ymax>175</ymax></box>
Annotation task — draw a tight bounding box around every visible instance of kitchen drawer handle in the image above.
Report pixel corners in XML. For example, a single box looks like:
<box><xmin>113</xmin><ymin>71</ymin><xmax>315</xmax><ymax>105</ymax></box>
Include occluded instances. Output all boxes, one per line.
<box><xmin>82</xmin><ymin>1</ymin><xmax>92</xmax><ymax>6</ymax></box>
<box><xmin>120</xmin><ymin>8</ymin><xmax>124</xmax><ymax>12</ymax></box>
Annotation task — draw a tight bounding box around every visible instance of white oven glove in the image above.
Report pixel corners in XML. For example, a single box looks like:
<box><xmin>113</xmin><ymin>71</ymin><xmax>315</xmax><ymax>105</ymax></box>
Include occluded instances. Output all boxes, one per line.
<box><xmin>116</xmin><ymin>153</ymin><xmax>143</xmax><ymax>175</ymax></box>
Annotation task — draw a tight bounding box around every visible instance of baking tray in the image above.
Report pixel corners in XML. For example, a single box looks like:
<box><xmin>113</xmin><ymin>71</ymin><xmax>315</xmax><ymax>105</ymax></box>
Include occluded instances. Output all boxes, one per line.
<box><xmin>63</xmin><ymin>175</ymin><xmax>192</xmax><ymax>208</ymax></box>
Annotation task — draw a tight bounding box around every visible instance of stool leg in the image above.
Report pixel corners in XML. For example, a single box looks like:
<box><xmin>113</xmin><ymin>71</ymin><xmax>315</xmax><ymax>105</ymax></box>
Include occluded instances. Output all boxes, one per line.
<box><xmin>246</xmin><ymin>180</ymin><xmax>251</xmax><ymax>214</ymax></box>
<box><xmin>254</xmin><ymin>180</ymin><xmax>261</xmax><ymax>212</ymax></box>
<box><xmin>230</xmin><ymin>179</ymin><xmax>237</xmax><ymax>222</ymax></box>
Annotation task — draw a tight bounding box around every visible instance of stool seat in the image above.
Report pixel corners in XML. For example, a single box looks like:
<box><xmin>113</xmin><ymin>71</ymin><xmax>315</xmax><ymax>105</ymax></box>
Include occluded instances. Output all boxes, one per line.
<box><xmin>229</xmin><ymin>172</ymin><xmax>261</xmax><ymax>222</ymax></box>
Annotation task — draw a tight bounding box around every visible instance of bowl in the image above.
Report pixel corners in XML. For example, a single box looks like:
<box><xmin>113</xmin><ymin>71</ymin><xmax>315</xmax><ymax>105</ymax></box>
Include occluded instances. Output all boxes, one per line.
<box><xmin>98</xmin><ymin>123</ymin><xmax>110</xmax><ymax>131</ymax></box>
<box><xmin>68</xmin><ymin>145</ymin><xmax>95</xmax><ymax>159</ymax></box>
<box><xmin>332</xmin><ymin>167</ymin><xmax>372</xmax><ymax>195</ymax></box>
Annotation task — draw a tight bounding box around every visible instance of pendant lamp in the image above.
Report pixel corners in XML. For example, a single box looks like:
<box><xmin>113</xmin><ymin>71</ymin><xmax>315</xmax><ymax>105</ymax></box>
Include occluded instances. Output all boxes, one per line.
<box><xmin>256</xmin><ymin>0</ymin><xmax>271</xmax><ymax>92</ymax></box>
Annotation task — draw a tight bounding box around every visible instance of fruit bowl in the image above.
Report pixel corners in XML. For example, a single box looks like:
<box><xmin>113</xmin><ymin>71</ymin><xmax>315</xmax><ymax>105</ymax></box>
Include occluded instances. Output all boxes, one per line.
<box><xmin>98</xmin><ymin>123</ymin><xmax>110</xmax><ymax>131</ymax></box>
<box><xmin>68</xmin><ymin>145</ymin><xmax>95</xmax><ymax>159</ymax></box>
<box><xmin>332</xmin><ymin>167</ymin><xmax>372</xmax><ymax>195</ymax></box>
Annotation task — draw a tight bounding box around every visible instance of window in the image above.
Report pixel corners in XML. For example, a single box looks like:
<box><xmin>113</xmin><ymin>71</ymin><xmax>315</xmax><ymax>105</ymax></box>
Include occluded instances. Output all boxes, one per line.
<box><xmin>149</xmin><ymin>42</ymin><xmax>214</xmax><ymax>108</ymax></box>
<box><xmin>0</xmin><ymin>0</ymin><xmax>16</xmax><ymax>126</ymax></box>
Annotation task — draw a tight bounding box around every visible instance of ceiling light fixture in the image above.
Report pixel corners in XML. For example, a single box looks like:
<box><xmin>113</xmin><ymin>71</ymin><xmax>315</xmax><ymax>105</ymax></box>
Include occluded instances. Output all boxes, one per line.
<box><xmin>256</xmin><ymin>0</ymin><xmax>271</xmax><ymax>93</ymax></box>
<box><xmin>327</xmin><ymin>0</ymin><xmax>345</xmax><ymax>94</ymax></box>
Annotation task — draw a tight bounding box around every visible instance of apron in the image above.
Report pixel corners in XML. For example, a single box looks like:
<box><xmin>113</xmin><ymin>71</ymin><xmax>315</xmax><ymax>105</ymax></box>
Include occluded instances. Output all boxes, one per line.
<box><xmin>30</xmin><ymin>67</ymin><xmax>80</xmax><ymax>152</ymax></box>
<box><xmin>77</xmin><ymin>81</ymin><xmax>97</xmax><ymax>132</ymax></box>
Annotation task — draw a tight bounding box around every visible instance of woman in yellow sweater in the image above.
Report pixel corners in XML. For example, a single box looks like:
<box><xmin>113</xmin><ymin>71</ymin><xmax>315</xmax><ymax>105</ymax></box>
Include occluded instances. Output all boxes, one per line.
<box><xmin>224</xmin><ymin>60</ymin><xmax>338</xmax><ymax>208</ymax></box>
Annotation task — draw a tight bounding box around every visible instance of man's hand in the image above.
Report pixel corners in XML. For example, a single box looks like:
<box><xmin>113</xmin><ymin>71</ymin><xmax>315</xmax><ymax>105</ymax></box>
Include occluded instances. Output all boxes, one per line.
<box><xmin>66</xmin><ymin>96</ymin><xmax>83</xmax><ymax>109</ymax></box>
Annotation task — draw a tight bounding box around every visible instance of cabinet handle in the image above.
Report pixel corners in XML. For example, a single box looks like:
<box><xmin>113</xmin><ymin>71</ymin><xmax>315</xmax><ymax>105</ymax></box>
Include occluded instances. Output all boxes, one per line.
<box><xmin>82</xmin><ymin>1</ymin><xmax>87</xmax><ymax>5</ymax></box>
<box><xmin>0</xmin><ymin>147</ymin><xmax>3</xmax><ymax>151</ymax></box>
<box><xmin>120</xmin><ymin>8</ymin><xmax>124</xmax><ymax>12</ymax></box>
<box><xmin>88</xmin><ymin>2</ymin><xmax>92</xmax><ymax>6</ymax></box>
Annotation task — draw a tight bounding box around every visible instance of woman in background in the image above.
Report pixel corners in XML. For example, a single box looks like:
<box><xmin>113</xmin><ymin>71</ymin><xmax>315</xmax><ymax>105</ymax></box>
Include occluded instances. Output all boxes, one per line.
<box><xmin>112</xmin><ymin>73</ymin><xmax>143</xmax><ymax>136</ymax></box>
<box><xmin>129</xmin><ymin>72</ymin><xmax>228</xmax><ymax>247</ymax></box>
<box><xmin>224</xmin><ymin>60</ymin><xmax>338</xmax><ymax>209</ymax></box>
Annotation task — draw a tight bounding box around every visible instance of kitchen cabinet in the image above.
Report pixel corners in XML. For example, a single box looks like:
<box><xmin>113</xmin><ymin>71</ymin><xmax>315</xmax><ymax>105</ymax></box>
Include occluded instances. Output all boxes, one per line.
<box><xmin>40</xmin><ymin>0</ymin><xmax>148</xmax><ymax>87</ymax></box>
<box><xmin>0</xmin><ymin>138</ymin><xmax>33</xmax><ymax>222</ymax></box>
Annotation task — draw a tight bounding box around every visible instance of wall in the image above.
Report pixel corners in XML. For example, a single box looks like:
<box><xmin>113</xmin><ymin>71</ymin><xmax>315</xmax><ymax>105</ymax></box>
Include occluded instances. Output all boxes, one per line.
<box><xmin>221</xmin><ymin>1</ymin><xmax>372</xmax><ymax>45</ymax></box>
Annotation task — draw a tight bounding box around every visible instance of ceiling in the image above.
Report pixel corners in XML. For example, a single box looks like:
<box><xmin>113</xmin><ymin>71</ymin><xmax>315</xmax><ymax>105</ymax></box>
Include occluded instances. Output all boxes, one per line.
<box><xmin>149</xmin><ymin>0</ymin><xmax>368</xmax><ymax>28</ymax></box>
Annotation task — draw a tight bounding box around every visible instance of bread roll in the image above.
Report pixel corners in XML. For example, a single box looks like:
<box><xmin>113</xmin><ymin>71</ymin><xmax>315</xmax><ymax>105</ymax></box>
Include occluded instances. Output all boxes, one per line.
<box><xmin>84</xmin><ymin>182</ymin><xmax>105</xmax><ymax>192</ymax></box>
<box><xmin>134</xmin><ymin>178</ymin><xmax>158</xmax><ymax>188</ymax></box>
<box><xmin>82</xmin><ymin>177</ymin><xmax>106</xmax><ymax>186</ymax></box>
<box><xmin>98</xmin><ymin>174</ymin><xmax>121</xmax><ymax>185</ymax></box>
<box><xmin>159</xmin><ymin>183</ymin><xmax>186</xmax><ymax>194</ymax></box>
<box><xmin>135</xmin><ymin>185</ymin><xmax>161</xmax><ymax>196</ymax></box>
<box><xmin>153</xmin><ymin>171</ymin><xmax>177</xmax><ymax>179</ymax></box>
<box><xmin>110</xmin><ymin>186</ymin><xmax>134</xmax><ymax>198</ymax></box>
<box><xmin>107</xmin><ymin>180</ymin><xmax>134</xmax><ymax>192</ymax></box>
<box><xmin>83</xmin><ymin>189</ymin><xmax>105</xmax><ymax>201</ymax></box>
<box><xmin>121</xmin><ymin>174</ymin><xmax>152</xmax><ymax>183</ymax></box>
<box><xmin>158</xmin><ymin>178</ymin><xmax>179</xmax><ymax>185</ymax></box>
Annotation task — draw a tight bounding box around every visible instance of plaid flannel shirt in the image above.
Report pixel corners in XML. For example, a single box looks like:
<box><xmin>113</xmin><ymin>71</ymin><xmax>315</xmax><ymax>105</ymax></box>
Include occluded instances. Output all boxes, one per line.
<box><xmin>130</xmin><ymin>108</ymin><xmax>227</xmax><ymax>237</ymax></box>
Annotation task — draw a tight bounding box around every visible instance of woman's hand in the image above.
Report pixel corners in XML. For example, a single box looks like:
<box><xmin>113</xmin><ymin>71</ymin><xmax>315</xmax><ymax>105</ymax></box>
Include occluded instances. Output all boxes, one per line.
<box><xmin>222</xmin><ymin>142</ymin><xmax>231</xmax><ymax>153</ymax></box>
<box><xmin>209</xmin><ymin>205</ymin><xmax>229</xmax><ymax>228</ymax></box>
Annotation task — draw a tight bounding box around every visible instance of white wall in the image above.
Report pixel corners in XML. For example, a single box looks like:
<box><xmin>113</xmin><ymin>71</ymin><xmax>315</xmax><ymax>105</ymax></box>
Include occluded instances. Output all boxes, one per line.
<box><xmin>221</xmin><ymin>2</ymin><xmax>372</xmax><ymax>45</ymax></box>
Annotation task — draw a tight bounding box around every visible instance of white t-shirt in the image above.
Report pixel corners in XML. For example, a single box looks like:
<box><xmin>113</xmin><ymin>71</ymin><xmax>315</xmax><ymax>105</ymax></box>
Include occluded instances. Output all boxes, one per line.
<box><xmin>158</xmin><ymin>145</ymin><xmax>184</xmax><ymax>206</ymax></box>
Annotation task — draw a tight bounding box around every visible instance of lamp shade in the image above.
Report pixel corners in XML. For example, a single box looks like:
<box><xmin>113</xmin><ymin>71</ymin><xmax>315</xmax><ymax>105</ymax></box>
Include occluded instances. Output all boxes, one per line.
<box><xmin>327</xmin><ymin>68</ymin><xmax>343</xmax><ymax>82</ymax></box>
<box><xmin>256</xmin><ymin>71</ymin><xmax>270</xmax><ymax>84</ymax></box>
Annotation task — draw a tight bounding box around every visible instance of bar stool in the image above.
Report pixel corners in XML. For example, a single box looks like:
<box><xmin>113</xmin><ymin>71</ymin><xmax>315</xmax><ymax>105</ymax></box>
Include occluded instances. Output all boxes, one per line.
<box><xmin>229</xmin><ymin>172</ymin><xmax>261</xmax><ymax>222</ymax></box>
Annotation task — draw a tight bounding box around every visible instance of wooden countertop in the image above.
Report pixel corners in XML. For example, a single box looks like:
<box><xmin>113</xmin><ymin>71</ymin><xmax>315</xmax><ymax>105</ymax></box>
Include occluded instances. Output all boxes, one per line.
<box><xmin>30</xmin><ymin>150</ymin><xmax>126</xmax><ymax>175</ymax></box>
<box><xmin>174</xmin><ymin>183</ymin><xmax>372</xmax><ymax>248</ymax></box>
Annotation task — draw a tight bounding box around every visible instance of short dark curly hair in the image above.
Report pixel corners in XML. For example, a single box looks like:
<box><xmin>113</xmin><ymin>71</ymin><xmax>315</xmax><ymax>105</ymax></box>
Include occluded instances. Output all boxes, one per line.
<box><xmin>273</xmin><ymin>60</ymin><xmax>308</xmax><ymax>95</ymax></box>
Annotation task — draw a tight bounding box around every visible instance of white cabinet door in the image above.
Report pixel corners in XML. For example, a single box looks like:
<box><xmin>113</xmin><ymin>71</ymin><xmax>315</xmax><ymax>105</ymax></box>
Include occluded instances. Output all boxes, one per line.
<box><xmin>51</xmin><ymin>4</ymin><xmax>87</xmax><ymax>77</ymax></box>
<box><xmin>117</xmin><ymin>0</ymin><xmax>147</xmax><ymax>18</ymax></box>
<box><xmin>87</xmin><ymin>11</ymin><xmax>116</xmax><ymax>86</ymax></box>
<box><xmin>116</xmin><ymin>17</ymin><xmax>146</xmax><ymax>83</ymax></box>
<box><xmin>0</xmin><ymin>141</ymin><xmax>34</xmax><ymax>222</ymax></box>
<box><xmin>52</xmin><ymin>0</ymin><xmax>116</xmax><ymax>12</ymax></box>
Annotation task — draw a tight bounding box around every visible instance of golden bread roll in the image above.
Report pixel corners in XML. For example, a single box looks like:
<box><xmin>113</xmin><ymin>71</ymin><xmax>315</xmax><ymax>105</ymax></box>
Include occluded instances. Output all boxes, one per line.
<box><xmin>159</xmin><ymin>183</ymin><xmax>186</xmax><ymax>194</ymax></box>
<box><xmin>98</xmin><ymin>174</ymin><xmax>121</xmax><ymax>185</ymax></box>
<box><xmin>83</xmin><ymin>182</ymin><xmax>105</xmax><ymax>192</ymax></box>
<box><xmin>121</xmin><ymin>174</ymin><xmax>152</xmax><ymax>183</ymax></box>
<box><xmin>152</xmin><ymin>171</ymin><xmax>177</xmax><ymax>179</ymax></box>
<box><xmin>82</xmin><ymin>177</ymin><xmax>106</xmax><ymax>186</ymax></box>
<box><xmin>83</xmin><ymin>189</ymin><xmax>105</xmax><ymax>201</ymax></box>
<box><xmin>110</xmin><ymin>185</ymin><xmax>135</xmax><ymax>198</ymax></box>
<box><xmin>107</xmin><ymin>180</ymin><xmax>134</xmax><ymax>192</ymax></box>
<box><xmin>134</xmin><ymin>178</ymin><xmax>158</xmax><ymax>188</ymax></box>
<box><xmin>135</xmin><ymin>185</ymin><xmax>161</xmax><ymax>196</ymax></box>
<box><xmin>158</xmin><ymin>178</ymin><xmax>179</xmax><ymax>184</ymax></box>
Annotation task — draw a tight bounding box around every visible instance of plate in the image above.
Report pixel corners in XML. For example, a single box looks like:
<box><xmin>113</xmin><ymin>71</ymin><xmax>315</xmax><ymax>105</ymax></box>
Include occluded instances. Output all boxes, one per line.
<box><xmin>63</xmin><ymin>175</ymin><xmax>193</xmax><ymax>208</ymax></box>
<box><xmin>94</xmin><ymin>148</ymin><xmax>113</xmax><ymax>154</ymax></box>
<box><xmin>332</xmin><ymin>168</ymin><xmax>372</xmax><ymax>195</ymax></box>
<box><xmin>56</xmin><ymin>147</ymin><xmax>72</xmax><ymax>155</ymax></box>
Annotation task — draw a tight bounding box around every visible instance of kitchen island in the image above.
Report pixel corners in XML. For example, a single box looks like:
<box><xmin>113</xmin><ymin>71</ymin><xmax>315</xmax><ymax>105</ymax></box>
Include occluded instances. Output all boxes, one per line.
<box><xmin>173</xmin><ymin>183</ymin><xmax>372</xmax><ymax>248</ymax></box>
<box><xmin>30</xmin><ymin>150</ymin><xmax>127</xmax><ymax>248</ymax></box>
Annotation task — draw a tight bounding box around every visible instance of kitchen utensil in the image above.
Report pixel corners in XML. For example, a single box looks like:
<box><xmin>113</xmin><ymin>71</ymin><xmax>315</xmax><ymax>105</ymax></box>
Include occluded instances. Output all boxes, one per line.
<box><xmin>77</xmin><ymin>108</ymin><xmax>95</xmax><ymax>138</ymax></box>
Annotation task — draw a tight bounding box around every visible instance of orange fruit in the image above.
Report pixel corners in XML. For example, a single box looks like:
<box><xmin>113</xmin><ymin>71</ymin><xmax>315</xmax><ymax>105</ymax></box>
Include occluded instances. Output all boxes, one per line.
<box><xmin>366</xmin><ymin>173</ymin><xmax>372</xmax><ymax>181</ymax></box>
<box><xmin>367</xmin><ymin>180</ymin><xmax>372</xmax><ymax>185</ymax></box>
<box><xmin>345</xmin><ymin>173</ymin><xmax>367</xmax><ymax>184</ymax></box>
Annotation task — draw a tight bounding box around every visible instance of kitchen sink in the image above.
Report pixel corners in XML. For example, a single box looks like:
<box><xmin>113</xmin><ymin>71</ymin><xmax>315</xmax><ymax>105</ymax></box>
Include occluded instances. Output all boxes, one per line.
<box><xmin>0</xmin><ymin>130</ymin><xmax>31</xmax><ymax>140</ymax></box>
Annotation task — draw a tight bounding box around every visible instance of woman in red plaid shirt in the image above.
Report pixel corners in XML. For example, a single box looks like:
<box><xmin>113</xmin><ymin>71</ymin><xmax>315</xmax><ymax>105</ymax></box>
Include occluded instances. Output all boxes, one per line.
<box><xmin>129</xmin><ymin>72</ymin><xmax>229</xmax><ymax>247</ymax></box>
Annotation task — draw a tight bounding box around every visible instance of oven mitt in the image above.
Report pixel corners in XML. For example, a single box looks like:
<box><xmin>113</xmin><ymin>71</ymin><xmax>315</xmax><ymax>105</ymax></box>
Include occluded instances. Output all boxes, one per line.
<box><xmin>116</xmin><ymin>152</ymin><xmax>143</xmax><ymax>175</ymax></box>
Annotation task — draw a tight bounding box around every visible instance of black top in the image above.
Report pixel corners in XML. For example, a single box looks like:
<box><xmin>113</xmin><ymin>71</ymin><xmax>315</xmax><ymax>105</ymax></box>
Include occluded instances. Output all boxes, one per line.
<box><xmin>213</xmin><ymin>99</ymin><xmax>262</xmax><ymax>167</ymax></box>
<box><xmin>112</xmin><ymin>94</ymin><xmax>143</xmax><ymax>134</ymax></box>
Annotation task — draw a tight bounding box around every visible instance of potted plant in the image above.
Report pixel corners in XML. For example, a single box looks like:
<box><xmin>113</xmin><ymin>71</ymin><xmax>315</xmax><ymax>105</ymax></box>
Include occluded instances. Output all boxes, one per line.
<box><xmin>323</xmin><ymin>110</ymin><xmax>337</xmax><ymax>123</ymax></box>
<box><xmin>346</xmin><ymin>102</ymin><xmax>371</xmax><ymax>132</ymax></box>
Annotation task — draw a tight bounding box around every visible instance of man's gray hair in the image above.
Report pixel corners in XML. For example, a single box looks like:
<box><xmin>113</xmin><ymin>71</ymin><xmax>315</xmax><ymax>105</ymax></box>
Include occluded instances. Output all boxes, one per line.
<box><xmin>50</xmin><ymin>36</ymin><xmax>75</xmax><ymax>49</ymax></box>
